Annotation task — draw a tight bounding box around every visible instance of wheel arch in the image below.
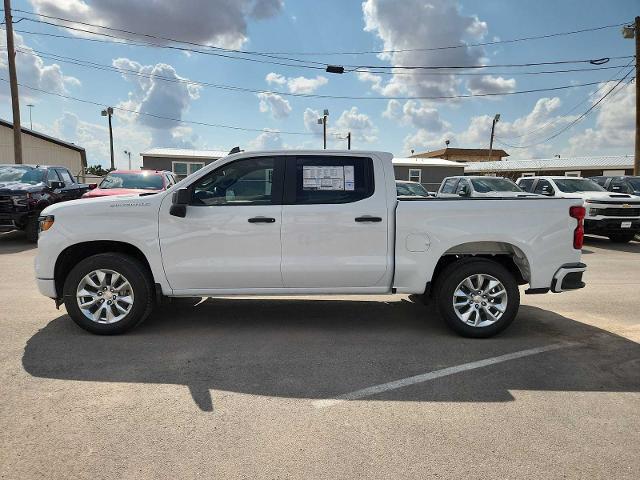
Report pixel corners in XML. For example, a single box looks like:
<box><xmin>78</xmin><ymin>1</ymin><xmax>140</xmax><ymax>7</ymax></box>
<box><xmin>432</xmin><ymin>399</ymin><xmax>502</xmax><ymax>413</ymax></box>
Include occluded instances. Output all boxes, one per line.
<box><xmin>54</xmin><ymin>240</ymin><xmax>155</xmax><ymax>298</ymax></box>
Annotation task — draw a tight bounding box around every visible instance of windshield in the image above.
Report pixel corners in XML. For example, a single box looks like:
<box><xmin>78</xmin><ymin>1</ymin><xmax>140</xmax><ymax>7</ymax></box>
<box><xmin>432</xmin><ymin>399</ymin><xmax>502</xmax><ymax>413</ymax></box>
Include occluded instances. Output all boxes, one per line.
<box><xmin>0</xmin><ymin>166</ymin><xmax>45</xmax><ymax>185</ymax></box>
<box><xmin>470</xmin><ymin>177</ymin><xmax>522</xmax><ymax>193</ymax></box>
<box><xmin>553</xmin><ymin>178</ymin><xmax>605</xmax><ymax>193</ymax></box>
<box><xmin>99</xmin><ymin>172</ymin><xmax>164</xmax><ymax>190</ymax></box>
<box><xmin>627</xmin><ymin>178</ymin><xmax>640</xmax><ymax>191</ymax></box>
<box><xmin>397</xmin><ymin>182</ymin><xmax>429</xmax><ymax>196</ymax></box>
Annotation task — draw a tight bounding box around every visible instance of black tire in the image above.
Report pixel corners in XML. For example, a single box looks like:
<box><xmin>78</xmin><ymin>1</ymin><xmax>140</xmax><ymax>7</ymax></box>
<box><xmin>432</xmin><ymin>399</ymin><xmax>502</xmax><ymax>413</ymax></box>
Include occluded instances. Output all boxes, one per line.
<box><xmin>24</xmin><ymin>217</ymin><xmax>39</xmax><ymax>243</ymax></box>
<box><xmin>63</xmin><ymin>253</ymin><xmax>155</xmax><ymax>335</ymax></box>
<box><xmin>434</xmin><ymin>258</ymin><xmax>520</xmax><ymax>338</ymax></box>
<box><xmin>608</xmin><ymin>233</ymin><xmax>635</xmax><ymax>243</ymax></box>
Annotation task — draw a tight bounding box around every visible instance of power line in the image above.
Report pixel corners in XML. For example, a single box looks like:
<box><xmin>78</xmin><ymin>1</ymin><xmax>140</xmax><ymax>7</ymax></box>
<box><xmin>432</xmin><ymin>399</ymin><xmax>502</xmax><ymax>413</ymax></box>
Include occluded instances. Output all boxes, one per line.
<box><xmin>496</xmin><ymin>58</ymin><xmax>636</xmax><ymax>140</ymax></box>
<box><xmin>10</xmin><ymin>8</ymin><xmax>631</xmax><ymax>57</ymax></box>
<box><xmin>495</xmin><ymin>69</ymin><xmax>635</xmax><ymax>148</ymax></box>
<box><xmin>11</xmin><ymin>12</ymin><xmax>636</xmax><ymax>72</ymax></box>
<box><xmin>7</xmin><ymin>29</ymin><xmax>633</xmax><ymax>77</ymax></box>
<box><xmin>0</xmin><ymin>76</ymin><xmax>315</xmax><ymax>135</ymax></box>
<box><xmin>6</xmin><ymin>46</ymin><xmax>630</xmax><ymax>101</ymax></box>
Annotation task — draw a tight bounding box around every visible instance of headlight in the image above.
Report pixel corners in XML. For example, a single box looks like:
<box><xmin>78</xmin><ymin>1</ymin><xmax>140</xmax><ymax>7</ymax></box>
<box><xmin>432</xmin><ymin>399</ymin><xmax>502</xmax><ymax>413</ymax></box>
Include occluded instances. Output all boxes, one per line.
<box><xmin>38</xmin><ymin>215</ymin><xmax>55</xmax><ymax>232</ymax></box>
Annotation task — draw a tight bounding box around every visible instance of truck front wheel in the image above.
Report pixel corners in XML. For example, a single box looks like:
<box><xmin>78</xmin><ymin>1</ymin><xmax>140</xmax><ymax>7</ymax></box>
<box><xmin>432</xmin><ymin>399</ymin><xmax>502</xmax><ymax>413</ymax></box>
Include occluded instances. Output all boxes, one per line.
<box><xmin>435</xmin><ymin>259</ymin><xmax>520</xmax><ymax>338</ymax></box>
<box><xmin>63</xmin><ymin>253</ymin><xmax>155</xmax><ymax>334</ymax></box>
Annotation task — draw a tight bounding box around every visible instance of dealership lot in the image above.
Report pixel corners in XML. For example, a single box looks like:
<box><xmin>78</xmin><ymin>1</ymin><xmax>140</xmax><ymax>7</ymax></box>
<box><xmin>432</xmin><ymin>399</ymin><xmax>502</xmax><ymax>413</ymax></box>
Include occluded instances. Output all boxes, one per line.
<box><xmin>1</xmin><ymin>231</ymin><xmax>639</xmax><ymax>479</ymax></box>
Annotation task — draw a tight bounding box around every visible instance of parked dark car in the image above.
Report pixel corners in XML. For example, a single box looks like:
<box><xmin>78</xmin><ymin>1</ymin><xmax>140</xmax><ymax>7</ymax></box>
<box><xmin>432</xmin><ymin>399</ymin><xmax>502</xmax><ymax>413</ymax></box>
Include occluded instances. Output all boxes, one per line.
<box><xmin>589</xmin><ymin>176</ymin><xmax>640</xmax><ymax>196</ymax></box>
<box><xmin>0</xmin><ymin>164</ymin><xmax>90</xmax><ymax>242</ymax></box>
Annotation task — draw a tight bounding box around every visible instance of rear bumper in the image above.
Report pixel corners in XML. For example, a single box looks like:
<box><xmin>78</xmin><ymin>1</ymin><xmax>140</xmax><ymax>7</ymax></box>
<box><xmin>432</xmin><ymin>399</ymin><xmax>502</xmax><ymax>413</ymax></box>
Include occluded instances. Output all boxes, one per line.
<box><xmin>36</xmin><ymin>278</ymin><xmax>57</xmax><ymax>299</ymax></box>
<box><xmin>585</xmin><ymin>218</ymin><xmax>640</xmax><ymax>234</ymax></box>
<box><xmin>550</xmin><ymin>262</ymin><xmax>586</xmax><ymax>293</ymax></box>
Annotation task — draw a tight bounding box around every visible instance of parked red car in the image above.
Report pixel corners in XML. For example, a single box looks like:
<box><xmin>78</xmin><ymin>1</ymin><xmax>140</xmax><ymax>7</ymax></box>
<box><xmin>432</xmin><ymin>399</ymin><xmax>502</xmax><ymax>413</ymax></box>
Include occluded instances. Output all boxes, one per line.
<box><xmin>82</xmin><ymin>170</ymin><xmax>177</xmax><ymax>198</ymax></box>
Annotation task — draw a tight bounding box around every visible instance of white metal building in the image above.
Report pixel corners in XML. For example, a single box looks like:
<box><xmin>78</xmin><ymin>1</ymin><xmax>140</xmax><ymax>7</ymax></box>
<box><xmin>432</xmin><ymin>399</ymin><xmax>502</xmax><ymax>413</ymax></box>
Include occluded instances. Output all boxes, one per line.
<box><xmin>0</xmin><ymin>119</ymin><xmax>87</xmax><ymax>174</ymax></box>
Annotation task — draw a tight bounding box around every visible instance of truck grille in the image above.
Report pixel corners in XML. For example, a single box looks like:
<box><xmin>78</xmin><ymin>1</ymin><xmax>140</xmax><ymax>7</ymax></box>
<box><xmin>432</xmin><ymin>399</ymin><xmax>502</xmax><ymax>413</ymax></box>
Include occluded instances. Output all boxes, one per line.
<box><xmin>602</xmin><ymin>207</ymin><xmax>640</xmax><ymax>217</ymax></box>
<box><xmin>0</xmin><ymin>195</ymin><xmax>13</xmax><ymax>213</ymax></box>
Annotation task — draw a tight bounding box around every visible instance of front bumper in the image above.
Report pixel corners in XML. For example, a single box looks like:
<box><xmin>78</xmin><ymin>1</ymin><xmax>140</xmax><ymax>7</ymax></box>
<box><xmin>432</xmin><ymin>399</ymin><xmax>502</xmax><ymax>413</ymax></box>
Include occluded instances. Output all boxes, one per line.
<box><xmin>550</xmin><ymin>262</ymin><xmax>587</xmax><ymax>293</ymax></box>
<box><xmin>585</xmin><ymin>218</ymin><xmax>640</xmax><ymax>235</ymax></box>
<box><xmin>0</xmin><ymin>213</ymin><xmax>28</xmax><ymax>231</ymax></box>
<box><xmin>36</xmin><ymin>278</ymin><xmax>57</xmax><ymax>299</ymax></box>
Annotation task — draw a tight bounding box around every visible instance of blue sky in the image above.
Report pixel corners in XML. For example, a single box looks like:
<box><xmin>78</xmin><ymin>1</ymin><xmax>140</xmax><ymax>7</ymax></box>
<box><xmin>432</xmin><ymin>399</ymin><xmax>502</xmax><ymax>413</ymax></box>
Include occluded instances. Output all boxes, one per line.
<box><xmin>0</xmin><ymin>0</ymin><xmax>637</xmax><ymax>169</ymax></box>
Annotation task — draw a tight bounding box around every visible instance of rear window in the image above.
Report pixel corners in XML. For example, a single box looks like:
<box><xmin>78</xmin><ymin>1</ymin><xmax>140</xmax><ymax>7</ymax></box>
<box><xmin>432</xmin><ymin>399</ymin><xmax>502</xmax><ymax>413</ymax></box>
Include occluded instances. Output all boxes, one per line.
<box><xmin>471</xmin><ymin>178</ymin><xmax>522</xmax><ymax>193</ymax></box>
<box><xmin>100</xmin><ymin>172</ymin><xmax>164</xmax><ymax>190</ymax></box>
<box><xmin>292</xmin><ymin>156</ymin><xmax>374</xmax><ymax>204</ymax></box>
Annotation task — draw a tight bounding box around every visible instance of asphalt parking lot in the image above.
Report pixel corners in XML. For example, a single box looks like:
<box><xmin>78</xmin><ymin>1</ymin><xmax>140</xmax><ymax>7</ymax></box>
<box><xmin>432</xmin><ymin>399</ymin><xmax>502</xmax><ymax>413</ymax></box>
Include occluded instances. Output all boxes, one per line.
<box><xmin>1</xmin><ymin>231</ymin><xmax>639</xmax><ymax>479</ymax></box>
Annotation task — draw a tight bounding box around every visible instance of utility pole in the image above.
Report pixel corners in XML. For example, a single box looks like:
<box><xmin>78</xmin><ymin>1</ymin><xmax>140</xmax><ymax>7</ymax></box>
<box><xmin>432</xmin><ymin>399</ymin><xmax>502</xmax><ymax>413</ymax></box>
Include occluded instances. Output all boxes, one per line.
<box><xmin>347</xmin><ymin>132</ymin><xmax>351</xmax><ymax>150</ymax></box>
<box><xmin>4</xmin><ymin>0</ymin><xmax>23</xmax><ymax>164</ymax></box>
<box><xmin>623</xmin><ymin>18</ymin><xmax>640</xmax><ymax>174</ymax></box>
<box><xmin>317</xmin><ymin>109</ymin><xmax>329</xmax><ymax>149</ymax></box>
<box><xmin>26</xmin><ymin>104</ymin><xmax>34</xmax><ymax>129</ymax></box>
<box><xmin>101</xmin><ymin>107</ymin><xmax>114</xmax><ymax>170</ymax></box>
<box><xmin>487</xmin><ymin>113</ymin><xmax>500</xmax><ymax>161</ymax></box>
<box><xmin>124</xmin><ymin>150</ymin><xmax>131</xmax><ymax>170</ymax></box>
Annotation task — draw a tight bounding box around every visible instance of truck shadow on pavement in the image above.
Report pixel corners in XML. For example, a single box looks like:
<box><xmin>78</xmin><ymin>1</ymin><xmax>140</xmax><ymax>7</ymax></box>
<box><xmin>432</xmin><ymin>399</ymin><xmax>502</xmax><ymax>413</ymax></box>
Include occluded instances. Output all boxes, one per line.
<box><xmin>583</xmin><ymin>235</ymin><xmax>640</xmax><ymax>253</ymax></box>
<box><xmin>0</xmin><ymin>231</ymin><xmax>36</xmax><ymax>253</ymax></box>
<box><xmin>22</xmin><ymin>299</ymin><xmax>640</xmax><ymax>411</ymax></box>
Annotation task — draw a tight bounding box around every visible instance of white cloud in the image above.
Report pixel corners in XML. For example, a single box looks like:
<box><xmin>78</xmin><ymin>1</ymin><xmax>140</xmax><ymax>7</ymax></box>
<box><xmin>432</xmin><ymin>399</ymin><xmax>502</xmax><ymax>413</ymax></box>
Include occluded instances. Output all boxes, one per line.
<box><xmin>383</xmin><ymin>99</ymin><xmax>450</xmax><ymax>132</ymax></box>
<box><xmin>247</xmin><ymin>129</ymin><xmax>284</xmax><ymax>150</ymax></box>
<box><xmin>112</xmin><ymin>58</ymin><xmax>201</xmax><ymax>147</ymax></box>
<box><xmin>361</xmin><ymin>0</ymin><xmax>515</xmax><ymax>99</ymax></box>
<box><xmin>257</xmin><ymin>92</ymin><xmax>292</xmax><ymax>118</ymax></box>
<box><xmin>0</xmin><ymin>33</ymin><xmax>79</xmax><ymax>99</ymax></box>
<box><xmin>304</xmin><ymin>107</ymin><xmax>378</xmax><ymax>145</ymax></box>
<box><xmin>466</xmin><ymin>75</ymin><xmax>516</xmax><ymax>95</ymax></box>
<box><xmin>30</xmin><ymin>0</ymin><xmax>284</xmax><ymax>50</ymax></box>
<box><xmin>265</xmin><ymin>72</ymin><xmax>329</xmax><ymax>94</ymax></box>
<box><xmin>566</xmin><ymin>81</ymin><xmax>635</xmax><ymax>155</ymax></box>
<box><xmin>403</xmin><ymin>97</ymin><xmax>579</xmax><ymax>158</ymax></box>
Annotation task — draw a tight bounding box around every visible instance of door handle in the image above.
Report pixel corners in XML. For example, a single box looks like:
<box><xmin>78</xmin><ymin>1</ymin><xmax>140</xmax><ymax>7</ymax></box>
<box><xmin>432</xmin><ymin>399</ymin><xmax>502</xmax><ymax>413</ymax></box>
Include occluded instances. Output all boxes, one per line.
<box><xmin>355</xmin><ymin>216</ymin><xmax>382</xmax><ymax>223</ymax></box>
<box><xmin>248</xmin><ymin>216</ymin><xmax>276</xmax><ymax>223</ymax></box>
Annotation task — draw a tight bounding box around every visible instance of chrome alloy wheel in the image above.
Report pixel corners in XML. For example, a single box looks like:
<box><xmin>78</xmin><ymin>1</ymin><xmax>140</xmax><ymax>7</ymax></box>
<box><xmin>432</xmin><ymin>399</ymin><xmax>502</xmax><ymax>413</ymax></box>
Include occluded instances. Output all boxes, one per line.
<box><xmin>452</xmin><ymin>273</ymin><xmax>508</xmax><ymax>328</ymax></box>
<box><xmin>76</xmin><ymin>269</ymin><xmax>135</xmax><ymax>324</ymax></box>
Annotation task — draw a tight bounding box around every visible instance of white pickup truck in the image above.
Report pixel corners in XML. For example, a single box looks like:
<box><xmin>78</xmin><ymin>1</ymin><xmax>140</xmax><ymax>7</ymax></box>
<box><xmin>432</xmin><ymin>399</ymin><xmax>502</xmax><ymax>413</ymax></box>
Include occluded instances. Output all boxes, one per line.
<box><xmin>35</xmin><ymin>150</ymin><xmax>587</xmax><ymax>338</ymax></box>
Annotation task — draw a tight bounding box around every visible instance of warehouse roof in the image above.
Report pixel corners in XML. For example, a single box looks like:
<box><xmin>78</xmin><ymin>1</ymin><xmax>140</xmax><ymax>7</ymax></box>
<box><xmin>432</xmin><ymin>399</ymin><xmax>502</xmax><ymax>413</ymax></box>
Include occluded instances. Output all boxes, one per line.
<box><xmin>412</xmin><ymin>147</ymin><xmax>509</xmax><ymax>159</ymax></box>
<box><xmin>464</xmin><ymin>155</ymin><xmax>634</xmax><ymax>173</ymax></box>
<box><xmin>140</xmin><ymin>148</ymin><xmax>229</xmax><ymax>159</ymax></box>
<box><xmin>393</xmin><ymin>157</ymin><xmax>465</xmax><ymax>167</ymax></box>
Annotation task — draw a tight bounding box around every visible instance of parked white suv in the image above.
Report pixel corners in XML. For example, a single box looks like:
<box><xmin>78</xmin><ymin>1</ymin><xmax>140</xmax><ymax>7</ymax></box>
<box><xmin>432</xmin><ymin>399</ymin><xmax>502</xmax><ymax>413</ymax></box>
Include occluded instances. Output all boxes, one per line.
<box><xmin>516</xmin><ymin>176</ymin><xmax>640</xmax><ymax>243</ymax></box>
<box><xmin>438</xmin><ymin>176</ymin><xmax>537</xmax><ymax>198</ymax></box>
<box><xmin>35</xmin><ymin>150</ymin><xmax>587</xmax><ymax>338</ymax></box>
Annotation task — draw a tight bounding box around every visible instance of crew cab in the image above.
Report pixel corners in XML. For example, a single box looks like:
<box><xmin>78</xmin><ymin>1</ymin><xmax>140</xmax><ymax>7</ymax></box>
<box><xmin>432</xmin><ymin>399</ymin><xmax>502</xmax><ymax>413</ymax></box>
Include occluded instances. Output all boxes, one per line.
<box><xmin>82</xmin><ymin>169</ymin><xmax>177</xmax><ymax>199</ymax></box>
<box><xmin>35</xmin><ymin>151</ymin><xmax>587</xmax><ymax>338</ymax></box>
<box><xmin>0</xmin><ymin>164</ymin><xmax>89</xmax><ymax>242</ymax></box>
<box><xmin>589</xmin><ymin>175</ymin><xmax>640</xmax><ymax>196</ymax></box>
<box><xmin>517</xmin><ymin>176</ymin><xmax>640</xmax><ymax>243</ymax></box>
<box><xmin>438</xmin><ymin>176</ymin><xmax>536</xmax><ymax>198</ymax></box>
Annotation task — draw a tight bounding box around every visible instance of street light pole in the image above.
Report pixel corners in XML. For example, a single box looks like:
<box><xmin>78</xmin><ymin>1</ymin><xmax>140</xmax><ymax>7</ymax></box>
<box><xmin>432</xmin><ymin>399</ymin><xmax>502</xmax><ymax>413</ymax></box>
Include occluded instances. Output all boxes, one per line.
<box><xmin>488</xmin><ymin>113</ymin><xmax>501</xmax><ymax>161</ymax></box>
<box><xmin>124</xmin><ymin>150</ymin><xmax>131</xmax><ymax>170</ymax></box>
<box><xmin>347</xmin><ymin>132</ymin><xmax>351</xmax><ymax>150</ymax></box>
<box><xmin>26</xmin><ymin>104</ymin><xmax>34</xmax><ymax>130</ymax></box>
<box><xmin>317</xmin><ymin>109</ymin><xmax>329</xmax><ymax>149</ymax></box>
<box><xmin>101</xmin><ymin>107</ymin><xmax>114</xmax><ymax>170</ymax></box>
<box><xmin>4</xmin><ymin>0</ymin><xmax>23</xmax><ymax>164</ymax></box>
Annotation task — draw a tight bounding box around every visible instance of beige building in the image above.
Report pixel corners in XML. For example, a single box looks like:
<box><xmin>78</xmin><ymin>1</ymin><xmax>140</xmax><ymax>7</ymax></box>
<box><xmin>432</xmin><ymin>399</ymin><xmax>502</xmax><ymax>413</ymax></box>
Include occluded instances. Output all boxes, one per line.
<box><xmin>0</xmin><ymin>119</ymin><xmax>87</xmax><ymax>175</ymax></box>
<box><xmin>411</xmin><ymin>147</ymin><xmax>509</xmax><ymax>163</ymax></box>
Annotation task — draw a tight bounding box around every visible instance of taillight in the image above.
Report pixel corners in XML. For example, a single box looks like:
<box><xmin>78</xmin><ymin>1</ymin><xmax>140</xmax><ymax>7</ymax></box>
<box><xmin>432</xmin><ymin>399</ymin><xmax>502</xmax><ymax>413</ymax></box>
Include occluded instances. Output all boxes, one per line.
<box><xmin>569</xmin><ymin>206</ymin><xmax>585</xmax><ymax>249</ymax></box>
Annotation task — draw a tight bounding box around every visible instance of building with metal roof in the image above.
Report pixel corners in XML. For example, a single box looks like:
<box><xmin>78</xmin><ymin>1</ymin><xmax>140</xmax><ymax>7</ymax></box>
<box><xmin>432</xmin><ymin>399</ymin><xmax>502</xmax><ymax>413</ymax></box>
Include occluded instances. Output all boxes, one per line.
<box><xmin>393</xmin><ymin>157</ymin><xmax>465</xmax><ymax>191</ymax></box>
<box><xmin>411</xmin><ymin>147</ymin><xmax>509</xmax><ymax>162</ymax></box>
<box><xmin>140</xmin><ymin>148</ymin><xmax>229</xmax><ymax>180</ymax></box>
<box><xmin>463</xmin><ymin>155</ymin><xmax>634</xmax><ymax>180</ymax></box>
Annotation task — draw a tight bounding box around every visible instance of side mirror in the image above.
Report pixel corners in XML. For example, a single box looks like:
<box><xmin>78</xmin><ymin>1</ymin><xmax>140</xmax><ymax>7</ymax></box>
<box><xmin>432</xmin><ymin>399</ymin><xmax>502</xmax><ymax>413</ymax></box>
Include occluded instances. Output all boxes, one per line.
<box><xmin>170</xmin><ymin>187</ymin><xmax>190</xmax><ymax>218</ymax></box>
<box><xmin>541</xmin><ymin>187</ymin><xmax>553</xmax><ymax>196</ymax></box>
<box><xmin>458</xmin><ymin>187</ymin><xmax>469</xmax><ymax>196</ymax></box>
<box><xmin>611</xmin><ymin>185</ymin><xmax>622</xmax><ymax>192</ymax></box>
<box><xmin>88</xmin><ymin>183</ymin><xmax>98</xmax><ymax>190</ymax></box>
<box><xmin>50</xmin><ymin>181</ymin><xmax>64</xmax><ymax>190</ymax></box>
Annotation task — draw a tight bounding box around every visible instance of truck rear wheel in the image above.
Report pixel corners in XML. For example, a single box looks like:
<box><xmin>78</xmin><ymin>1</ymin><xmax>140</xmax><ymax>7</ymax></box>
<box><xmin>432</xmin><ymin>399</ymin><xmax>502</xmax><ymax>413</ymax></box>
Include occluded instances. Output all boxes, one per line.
<box><xmin>63</xmin><ymin>253</ymin><xmax>154</xmax><ymax>335</ymax></box>
<box><xmin>435</xmin><ymin>258</ymin><xmax>520</xmax><ymax>338</ymax></box>
<box><xmin>608</xmin><ymin>233</ymin><xmax>635</xmax><ymax>243</ymax></box>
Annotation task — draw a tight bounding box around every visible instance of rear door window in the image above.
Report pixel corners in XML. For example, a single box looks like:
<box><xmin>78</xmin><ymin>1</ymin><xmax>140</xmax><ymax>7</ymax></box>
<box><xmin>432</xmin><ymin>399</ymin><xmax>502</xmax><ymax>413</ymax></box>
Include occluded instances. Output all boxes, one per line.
<box><xmin>440</xmin><ymin>178</ymin><xmax>459</xmax><ymax>194</ymax></box>
<box><xmin>518</xmin><ymin>178</ymin><xmax>534</xmax><ymax>192</ymax></box>
<box><xmin>286</xmin><ymin>156</ymin><xmax>374</xmax><ymax>205</ymax></box>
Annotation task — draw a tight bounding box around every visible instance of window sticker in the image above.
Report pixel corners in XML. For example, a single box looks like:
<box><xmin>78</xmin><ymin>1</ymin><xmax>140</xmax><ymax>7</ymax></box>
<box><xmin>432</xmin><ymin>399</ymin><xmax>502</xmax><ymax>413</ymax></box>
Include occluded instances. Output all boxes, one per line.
<box><xmin>303</xmin><ymin>165</ymin><xmax>354</xmax><ymax>191</ymax></box>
